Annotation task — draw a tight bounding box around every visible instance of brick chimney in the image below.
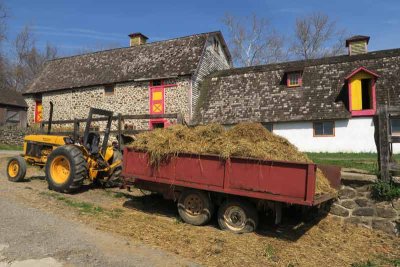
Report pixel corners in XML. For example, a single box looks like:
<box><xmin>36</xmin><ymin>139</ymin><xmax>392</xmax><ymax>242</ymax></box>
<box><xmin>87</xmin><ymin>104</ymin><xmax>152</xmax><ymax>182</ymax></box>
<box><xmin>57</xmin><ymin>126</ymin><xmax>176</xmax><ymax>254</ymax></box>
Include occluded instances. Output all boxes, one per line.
<box><xmin>346</xmin><ymin>35</ymin><xmax>370</xmax><ymax>56</ymax></box>
<box><xmin>128</xmin><ymin>33</ymin><xmax>148</xmax><ymax>46</ymax></box>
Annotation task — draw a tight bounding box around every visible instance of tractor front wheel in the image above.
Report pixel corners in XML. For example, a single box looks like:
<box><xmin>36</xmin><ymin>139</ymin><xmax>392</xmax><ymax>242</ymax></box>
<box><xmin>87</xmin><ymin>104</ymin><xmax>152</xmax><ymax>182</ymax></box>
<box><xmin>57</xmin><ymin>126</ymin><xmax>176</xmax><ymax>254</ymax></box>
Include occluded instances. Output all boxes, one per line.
<box><xmin>6</xmin><ymin>156</ymin><xmax>27</xmax><ymax>182</ymax></box>
<box><xmin>45</xmin><ymin>145</ymin><xmax>87</xmax><ymax>193</ymax></box>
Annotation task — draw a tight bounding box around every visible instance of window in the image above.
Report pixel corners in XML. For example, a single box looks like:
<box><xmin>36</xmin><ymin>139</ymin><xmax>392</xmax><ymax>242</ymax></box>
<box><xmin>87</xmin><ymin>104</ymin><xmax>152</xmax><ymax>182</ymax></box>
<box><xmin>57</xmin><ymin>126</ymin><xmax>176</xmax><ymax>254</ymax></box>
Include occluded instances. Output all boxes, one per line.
<box><xmin>104</xmin><ymin>84</ymin><xmax>115</xmax><ymax>96</ymax></box>
<box><xmin>151</xmin><ymin>80</ymin><xmax>162</xmax><ymax>86</ymax></box>
<box><xmin>6</xmin><ymin>109</ymin><xmax>20</xmax><ymax>126</ymax></box>
<box><xmin>346</xmin><ymin>67</ymin><xmax>378</xmax><ymax>116</ymax></box>
<box><xmin>152</xmin><ymin>122</ymin><xmax>164</xmax><ymax>129</ymax></box>
<box><xmin>287</xmin><ymin>72</ymin><xmax>302</xmax><ymax>87</ymax></box>
<box><xmin>262</xmin><ymin>122</ymin><xmax>273</xmax><ymax>132</ymax></box>
<box><xmin>313</xmin><ymin>121</ymin><xmax>335</xmax><ymax>137</ymax></box>
<box><xmin>391</xmin><ymin>118</ymin><xmax>400</xmax><ymax>136</ymax></box>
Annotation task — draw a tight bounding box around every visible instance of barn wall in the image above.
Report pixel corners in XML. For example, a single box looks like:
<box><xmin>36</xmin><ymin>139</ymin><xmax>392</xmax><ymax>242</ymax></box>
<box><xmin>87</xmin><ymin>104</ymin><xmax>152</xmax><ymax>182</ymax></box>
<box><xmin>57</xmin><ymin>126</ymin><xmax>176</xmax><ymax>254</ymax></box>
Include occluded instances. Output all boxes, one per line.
<box><xmin>25</xmin><ymin>76</ymin><xmax>192</xmax><ymax>130</ymax></box>
<box><xmin>273</xmin><ymin>117</ymin><xmax>400</xmax><ymax>153</ymax></box>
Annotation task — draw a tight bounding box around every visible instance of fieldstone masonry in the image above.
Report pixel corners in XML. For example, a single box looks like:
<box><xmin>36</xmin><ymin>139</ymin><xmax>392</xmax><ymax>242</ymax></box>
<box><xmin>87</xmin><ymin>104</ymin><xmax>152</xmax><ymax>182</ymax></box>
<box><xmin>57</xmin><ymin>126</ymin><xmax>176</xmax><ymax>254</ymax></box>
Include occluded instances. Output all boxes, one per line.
<box><xmin>25</xmin><ymin>77</ymin><xmax>192</xmax><ymax>130</ymax></box>
<box><xmin>330</xmin><ymin>176</ymin><xmax>400</xmax><ymax>235</ymax></box>
<box><xmin>0</xmin><ymin>126</ymin><xmax>40</xmax><ymax>146</ymax></box>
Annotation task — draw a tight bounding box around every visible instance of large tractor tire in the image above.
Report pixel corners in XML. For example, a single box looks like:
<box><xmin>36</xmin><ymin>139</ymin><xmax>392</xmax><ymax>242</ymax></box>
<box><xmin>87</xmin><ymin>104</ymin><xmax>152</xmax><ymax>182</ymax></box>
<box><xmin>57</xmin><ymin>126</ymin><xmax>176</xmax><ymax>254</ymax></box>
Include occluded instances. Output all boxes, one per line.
<box><xmin>105</xmin><ymin>149</ymin><xmax>122</xmax><ymax>188</ymax></box>
<box><xmin>45</xmin><ymin>145</ymin><xmax>87</xmax><ymax>193</ymax></box>
<box><xmin>177</xmin><ymin>189</ymin><xmax>214</xmax><ymax>226</ymax></box>
<box><xmin>6</xmin><ymin>156</ymin><xmax>27</xmax><ymax>182</ymax></box>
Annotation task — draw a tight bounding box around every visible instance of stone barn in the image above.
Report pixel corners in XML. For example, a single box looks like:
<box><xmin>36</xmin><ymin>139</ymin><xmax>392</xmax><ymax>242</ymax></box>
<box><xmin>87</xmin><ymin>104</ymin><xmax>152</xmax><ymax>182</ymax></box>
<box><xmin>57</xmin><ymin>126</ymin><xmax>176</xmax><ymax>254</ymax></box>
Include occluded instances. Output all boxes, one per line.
<box><xmin>23</xmin><ymin>31</ymin><xmax>232</xmax><ymax>129</ymax></box>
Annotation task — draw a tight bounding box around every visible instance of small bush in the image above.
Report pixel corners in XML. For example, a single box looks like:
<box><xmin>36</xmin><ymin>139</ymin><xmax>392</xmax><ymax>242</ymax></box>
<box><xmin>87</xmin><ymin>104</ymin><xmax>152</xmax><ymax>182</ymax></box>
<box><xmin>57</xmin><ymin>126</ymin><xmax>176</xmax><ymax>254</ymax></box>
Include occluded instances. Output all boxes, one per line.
<box><xmin>371</xmin><ymin>180</ymin><xmax>400</xmax><ymax>201</ymax></box>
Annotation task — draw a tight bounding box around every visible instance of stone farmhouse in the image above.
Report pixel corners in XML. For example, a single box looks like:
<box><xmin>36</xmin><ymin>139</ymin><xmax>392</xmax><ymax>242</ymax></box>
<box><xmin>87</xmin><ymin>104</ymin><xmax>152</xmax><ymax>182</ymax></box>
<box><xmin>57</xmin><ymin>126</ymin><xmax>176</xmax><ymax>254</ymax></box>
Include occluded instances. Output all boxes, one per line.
<box><xmin>22</xmin><ymin>31</ymin><xmax>232</xmax><ymax>129</ymax></box>
<box><xmin>0</xmin><ymin>88</ymin><xmax>27</xmax><ymax>127</ymax></box>
<box><xmin>195</xmin><ymin>36</ymin><xmax>400</xmax><ymax>153</ymax></box>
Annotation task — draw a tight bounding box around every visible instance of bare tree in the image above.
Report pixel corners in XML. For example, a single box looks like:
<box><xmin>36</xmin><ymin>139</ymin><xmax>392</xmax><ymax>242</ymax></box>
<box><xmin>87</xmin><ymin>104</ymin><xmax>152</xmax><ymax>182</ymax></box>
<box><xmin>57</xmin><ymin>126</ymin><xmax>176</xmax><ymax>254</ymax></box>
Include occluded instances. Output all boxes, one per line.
<box><xmin>222</xmin><ymin>13</ymin><xmax>286</xmax><ymax>67</ymax></box>
<box><xmin>0</xmin><ymin>1</ymin><xmax>9</xmax><ymax>90</ymax></box>
<box><xmin>291</xmin><ymin>12</ymin><xmax>347</xmax><ymax>60</ymax></box>
<box><xmin>11</xmin><ymin>25</ymin><xmax>57</xmax><ymax>91</ymax></box>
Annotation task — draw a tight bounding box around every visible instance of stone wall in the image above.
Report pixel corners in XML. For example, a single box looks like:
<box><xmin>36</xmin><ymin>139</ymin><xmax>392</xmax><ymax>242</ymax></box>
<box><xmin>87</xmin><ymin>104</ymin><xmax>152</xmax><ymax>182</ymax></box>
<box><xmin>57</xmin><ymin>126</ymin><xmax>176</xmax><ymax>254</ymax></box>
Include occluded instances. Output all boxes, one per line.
<box><xmin>0</xmin><ymin>126</ymin><xmax>40</xmax><ymax>146</ymax></box>
<box><xmin>26</xmin><ymin>77</ymin><xmax>192</xmax><ymax>130</ymax></box>
<box><xmin>330</xmin><ymin>176</ymin><xmax>400</xmax><ymax>235</ymax></box>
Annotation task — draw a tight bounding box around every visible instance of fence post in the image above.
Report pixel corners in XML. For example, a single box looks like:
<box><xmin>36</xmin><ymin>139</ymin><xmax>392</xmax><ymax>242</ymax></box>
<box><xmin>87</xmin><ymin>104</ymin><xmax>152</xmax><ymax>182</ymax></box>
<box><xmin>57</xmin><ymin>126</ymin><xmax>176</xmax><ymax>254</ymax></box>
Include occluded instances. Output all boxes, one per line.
<box><xmin>378</xmin><ymin>105</ymin><xmax>390</xmax><ymax>182</ymax></box>
<box><xmin>73</xmin><ymin>118</ymin><xmax>79</xmax><ymax>142</ymax></box>
<box><xmin>117</xmin><ymin>113</ymin><xmax>122</xmax><ymax>150</ymax></box>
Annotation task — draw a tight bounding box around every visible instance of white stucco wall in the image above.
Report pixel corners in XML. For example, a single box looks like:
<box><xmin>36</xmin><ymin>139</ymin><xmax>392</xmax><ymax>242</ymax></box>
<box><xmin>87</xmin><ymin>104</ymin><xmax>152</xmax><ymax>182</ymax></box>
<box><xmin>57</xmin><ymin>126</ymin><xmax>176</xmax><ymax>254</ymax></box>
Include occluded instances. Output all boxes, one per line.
<box><xmin>272</xmin><ymin>117</ymin><xmax>400</xmax><ymax>153</ymax></box>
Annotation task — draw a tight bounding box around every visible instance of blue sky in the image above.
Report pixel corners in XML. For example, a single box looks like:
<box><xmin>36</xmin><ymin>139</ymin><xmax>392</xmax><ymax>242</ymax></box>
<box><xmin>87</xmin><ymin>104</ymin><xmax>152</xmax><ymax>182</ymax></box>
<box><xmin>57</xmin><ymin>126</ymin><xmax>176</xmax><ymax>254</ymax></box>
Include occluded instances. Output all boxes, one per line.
<box><xmin>5</xmin><ymin>0</ymin><xmax>400</xmax><ymax>56</ymax></box>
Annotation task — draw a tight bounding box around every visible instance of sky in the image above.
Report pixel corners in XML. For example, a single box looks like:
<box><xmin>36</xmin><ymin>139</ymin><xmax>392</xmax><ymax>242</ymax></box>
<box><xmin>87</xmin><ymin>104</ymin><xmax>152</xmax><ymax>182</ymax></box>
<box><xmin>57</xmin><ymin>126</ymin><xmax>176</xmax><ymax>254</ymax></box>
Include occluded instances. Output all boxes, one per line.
<box><xmin>4</xmin><ymin>0</ymin><xmax>400</xmax><ymax>56</ymax></box>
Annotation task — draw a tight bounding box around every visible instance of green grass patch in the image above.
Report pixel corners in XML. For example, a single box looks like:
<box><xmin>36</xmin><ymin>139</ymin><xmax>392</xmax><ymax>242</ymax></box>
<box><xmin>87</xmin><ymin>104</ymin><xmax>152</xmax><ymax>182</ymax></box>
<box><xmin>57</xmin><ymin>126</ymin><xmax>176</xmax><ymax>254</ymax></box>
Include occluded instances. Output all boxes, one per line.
<box><xmin>40</xmin><ymin>191</ymin><xmax>124</xmax><ymax>217</ymax></box>
<box><xmin>351</xmin><ymin>255</ymin><xmax>400</xmax><ymax>267</ymax></box>
<box><xmin>306</xmin><ymin>152</ymin><xmax>400</xmax><ymax>174</ymax></box>
<box><xmin>0</xmin><ymin>143</ymin><xmax>23</xmax><ymax>151</ymax></box>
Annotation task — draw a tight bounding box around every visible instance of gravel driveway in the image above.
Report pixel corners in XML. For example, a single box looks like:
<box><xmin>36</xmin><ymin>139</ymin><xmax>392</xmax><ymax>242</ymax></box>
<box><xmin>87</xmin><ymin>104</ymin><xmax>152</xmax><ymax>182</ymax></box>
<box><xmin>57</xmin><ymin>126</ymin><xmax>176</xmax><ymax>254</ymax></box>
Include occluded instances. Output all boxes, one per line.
<box><xmin>0</xmin><ymin>152</ymin><xmax>198</xmax><ymax>267</ymax></box>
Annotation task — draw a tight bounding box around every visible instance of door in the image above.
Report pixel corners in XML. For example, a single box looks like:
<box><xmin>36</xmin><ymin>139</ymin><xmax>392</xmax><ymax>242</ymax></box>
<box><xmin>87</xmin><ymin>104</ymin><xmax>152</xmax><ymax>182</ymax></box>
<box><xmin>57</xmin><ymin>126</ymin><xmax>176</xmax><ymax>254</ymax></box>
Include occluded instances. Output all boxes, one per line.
<box><xmin>35</xmin><ymin>101</ymin><xmax>43</xmax><ymax>123</ymax></box>
<box><xmin>149</xmin><ymin>85</ymin><xmax>165</xmax><ymax>129</ymax></box>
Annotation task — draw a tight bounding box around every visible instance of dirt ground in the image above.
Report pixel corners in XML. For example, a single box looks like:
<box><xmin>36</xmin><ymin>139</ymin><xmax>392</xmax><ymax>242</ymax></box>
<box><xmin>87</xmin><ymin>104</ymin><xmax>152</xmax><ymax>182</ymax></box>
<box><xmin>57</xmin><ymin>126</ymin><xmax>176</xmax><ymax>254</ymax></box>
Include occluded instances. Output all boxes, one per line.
<box><xmin>0</xmin><ymin>154</ymin><xmax>399</xmax><ymax>267</ymax></box>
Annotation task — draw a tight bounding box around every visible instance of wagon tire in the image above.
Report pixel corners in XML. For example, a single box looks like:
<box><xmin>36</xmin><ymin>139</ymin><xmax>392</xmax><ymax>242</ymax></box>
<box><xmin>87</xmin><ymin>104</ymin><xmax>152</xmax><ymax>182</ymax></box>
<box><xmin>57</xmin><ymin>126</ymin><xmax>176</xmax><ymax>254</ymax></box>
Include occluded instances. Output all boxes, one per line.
<box><xmin>177</xmin><ymin>190</ymin><xmax>214</xmax><ymax>226</ymax></box>
<box><xmin>218</xmin><ymin>199</ymin><xmax>258</xmax><ymax>234</ymax></box>
<box><xmin>6</xmin><ymin>156</ymin><xmax>27</xmax><ymax>182</ymax></box>
<box><xmin>45</xmin><ymin>145</ymin><xmax>87</xmax><ymax>193</ymax></box>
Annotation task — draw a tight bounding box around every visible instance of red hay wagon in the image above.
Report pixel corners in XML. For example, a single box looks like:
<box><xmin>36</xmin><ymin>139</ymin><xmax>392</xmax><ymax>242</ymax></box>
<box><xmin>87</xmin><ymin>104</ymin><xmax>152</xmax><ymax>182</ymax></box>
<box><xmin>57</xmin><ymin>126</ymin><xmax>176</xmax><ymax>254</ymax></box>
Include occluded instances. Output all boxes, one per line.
<box><xmin>122</xmin><ymin>148</ymin><xmax>340</xmax><ymax>233</ymax></box>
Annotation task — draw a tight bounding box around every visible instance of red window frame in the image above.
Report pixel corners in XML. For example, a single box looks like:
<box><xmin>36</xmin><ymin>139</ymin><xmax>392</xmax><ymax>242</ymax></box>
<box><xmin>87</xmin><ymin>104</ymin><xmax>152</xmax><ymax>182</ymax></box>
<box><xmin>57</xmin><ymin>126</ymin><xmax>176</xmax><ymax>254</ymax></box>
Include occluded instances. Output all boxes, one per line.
<box><xmin>286</xmin><ymin>72</ymin><xmax>302</xmax><ymax>87</ymax></box>
<box><xmin>345</xmin><ymin>67</ymin><xmax>379</xmax><ymax>117</ymax></box>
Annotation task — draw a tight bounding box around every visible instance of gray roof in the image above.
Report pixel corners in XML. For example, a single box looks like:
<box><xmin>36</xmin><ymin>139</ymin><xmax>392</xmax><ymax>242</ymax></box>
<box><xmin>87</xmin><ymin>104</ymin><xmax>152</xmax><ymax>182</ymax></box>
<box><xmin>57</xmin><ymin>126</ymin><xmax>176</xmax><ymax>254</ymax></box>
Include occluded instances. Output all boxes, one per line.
<box><xmin>0</xmin><ymin>88</ymin><xmax>27</xmax><ymax>108</ymax></box>
<box><xmin>195</xmin><ymin>48</ymin><xmax>400</xmax><ymax>124</ymax></box>
<box><xmin>24</xmin><ymin>31</ymin><xmax>229</xmax><ymax>95</ymax></box>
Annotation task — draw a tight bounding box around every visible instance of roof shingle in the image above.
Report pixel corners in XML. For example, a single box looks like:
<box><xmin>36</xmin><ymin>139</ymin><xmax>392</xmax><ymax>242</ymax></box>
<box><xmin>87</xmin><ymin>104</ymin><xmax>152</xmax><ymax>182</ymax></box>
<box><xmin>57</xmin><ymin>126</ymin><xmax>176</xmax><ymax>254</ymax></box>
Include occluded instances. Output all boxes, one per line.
<box><xmin>0</xmin><ymin>88</ymin><xmax>27</xmax><ymax>108</ymax></box>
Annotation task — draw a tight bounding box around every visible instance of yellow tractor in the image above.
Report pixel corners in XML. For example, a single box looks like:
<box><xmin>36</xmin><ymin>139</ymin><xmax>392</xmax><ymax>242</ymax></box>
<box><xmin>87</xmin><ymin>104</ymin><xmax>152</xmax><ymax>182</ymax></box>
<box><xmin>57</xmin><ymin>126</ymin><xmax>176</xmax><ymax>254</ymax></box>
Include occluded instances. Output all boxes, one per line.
<box><xmin>6</xmin><ymin>103</ymin><xmax>122</xmax><ymax>192</ymax></box>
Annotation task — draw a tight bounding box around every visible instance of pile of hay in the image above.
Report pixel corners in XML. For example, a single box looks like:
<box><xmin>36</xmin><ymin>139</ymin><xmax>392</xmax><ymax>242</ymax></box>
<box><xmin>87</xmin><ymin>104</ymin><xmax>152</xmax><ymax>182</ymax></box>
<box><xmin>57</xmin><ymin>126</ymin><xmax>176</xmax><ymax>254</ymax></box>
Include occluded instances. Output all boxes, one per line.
<box><xmin>130</xmin><ymin>123</ymin><xmax>336</xmax><ymax>195</ymax></box>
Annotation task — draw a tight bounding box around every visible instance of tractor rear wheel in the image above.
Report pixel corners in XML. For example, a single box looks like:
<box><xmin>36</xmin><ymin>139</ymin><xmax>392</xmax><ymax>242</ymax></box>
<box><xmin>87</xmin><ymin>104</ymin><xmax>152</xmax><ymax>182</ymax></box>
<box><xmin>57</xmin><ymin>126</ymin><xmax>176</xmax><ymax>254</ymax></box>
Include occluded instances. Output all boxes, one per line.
<box><xmin>45</xmin><ymin>145</ymin><xmax>87</xmax><ymax>193</ymax></box>
<box><xmin>105</xmin><ymin>149</ymin><xmax>122</xmax><ymax>187</ymax></box>
<box><xmin>6</xmin><ymin>156</ymin><xmax>27</xmax><ymax>182</ymax></box>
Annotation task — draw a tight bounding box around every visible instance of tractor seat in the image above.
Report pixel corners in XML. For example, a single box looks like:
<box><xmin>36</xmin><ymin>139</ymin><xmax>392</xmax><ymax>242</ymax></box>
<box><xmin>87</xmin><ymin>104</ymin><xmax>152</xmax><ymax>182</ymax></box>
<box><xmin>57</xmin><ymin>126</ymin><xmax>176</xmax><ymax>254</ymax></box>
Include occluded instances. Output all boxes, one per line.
<box><xmin>86</xmin><ymin>132</ymin><xmax>100</xmax><ymax>154</ymax></box>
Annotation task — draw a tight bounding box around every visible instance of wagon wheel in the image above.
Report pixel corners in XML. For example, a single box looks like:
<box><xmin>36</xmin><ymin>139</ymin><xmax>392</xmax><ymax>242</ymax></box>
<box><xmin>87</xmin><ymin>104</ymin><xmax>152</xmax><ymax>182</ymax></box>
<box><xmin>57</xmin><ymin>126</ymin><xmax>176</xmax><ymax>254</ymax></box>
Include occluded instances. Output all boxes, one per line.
<box><xmin>177</xmin><ymin>190</ymin><xmax>214</xmax><ymax>226</ymax></box>
<box><xmin>218</xmin><ymin>199</ymin><xmax>259</xmax><ymax>234</ymax></box>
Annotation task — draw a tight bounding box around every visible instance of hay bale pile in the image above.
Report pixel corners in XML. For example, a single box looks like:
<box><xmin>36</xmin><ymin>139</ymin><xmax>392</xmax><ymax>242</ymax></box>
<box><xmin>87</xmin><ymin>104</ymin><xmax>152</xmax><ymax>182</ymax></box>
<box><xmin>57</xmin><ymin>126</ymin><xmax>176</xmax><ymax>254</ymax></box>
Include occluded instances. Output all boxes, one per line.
<box><xmin>130</xmin><ymin>123</ymin><xmax>336</xmax><ymax>195</ymax></box>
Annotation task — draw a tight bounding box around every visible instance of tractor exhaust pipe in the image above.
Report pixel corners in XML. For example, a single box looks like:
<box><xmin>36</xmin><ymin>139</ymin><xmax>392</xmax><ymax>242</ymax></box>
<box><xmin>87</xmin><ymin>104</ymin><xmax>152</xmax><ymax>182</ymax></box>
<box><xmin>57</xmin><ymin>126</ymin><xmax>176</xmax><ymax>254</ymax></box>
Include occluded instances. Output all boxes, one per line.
<box><xmin>48</xmin><ymin>101</ymin><xmax>53</xmax><ymax>135</ymax></box>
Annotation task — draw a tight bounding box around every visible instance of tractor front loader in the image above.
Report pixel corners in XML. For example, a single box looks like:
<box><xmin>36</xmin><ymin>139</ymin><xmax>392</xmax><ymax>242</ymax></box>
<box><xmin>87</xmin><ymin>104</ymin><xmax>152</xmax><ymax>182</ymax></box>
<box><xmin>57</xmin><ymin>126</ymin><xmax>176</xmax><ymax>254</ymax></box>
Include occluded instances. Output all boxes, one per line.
<box><xmin>6</xmin><ymin>103</ymin><xmax>122</xmax><ymax>193</ymax></box>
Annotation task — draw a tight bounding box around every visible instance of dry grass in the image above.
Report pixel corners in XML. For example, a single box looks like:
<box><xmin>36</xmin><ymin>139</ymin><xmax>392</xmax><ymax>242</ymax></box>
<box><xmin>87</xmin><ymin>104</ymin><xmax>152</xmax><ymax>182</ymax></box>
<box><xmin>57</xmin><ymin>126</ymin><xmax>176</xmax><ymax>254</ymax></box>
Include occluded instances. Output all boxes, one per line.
<box><xmin>0</xmin><ymin>159</ymin><xmax>398</xmax><ymax>267</ymax></box>
<box><xmin>19</xmin><ymin>188</ymin><xmax>400</xmax><ymax>267</ymax></box>
<box><xmin>130</xmin><ymin>123</ymin><xmax>335</xmax><ymax>194</ymax></box>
